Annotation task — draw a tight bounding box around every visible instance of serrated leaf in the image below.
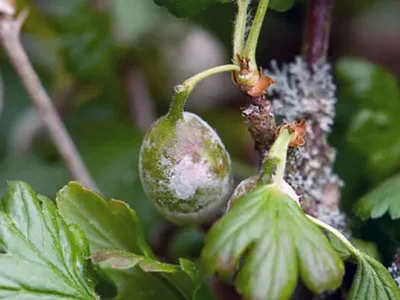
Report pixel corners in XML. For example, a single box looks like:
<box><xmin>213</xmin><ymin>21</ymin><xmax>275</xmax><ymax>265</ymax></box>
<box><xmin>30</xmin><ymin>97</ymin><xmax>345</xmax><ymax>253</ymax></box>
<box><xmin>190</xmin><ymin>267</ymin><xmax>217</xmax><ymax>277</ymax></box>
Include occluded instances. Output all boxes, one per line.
<box><xmin>56</xmin><ymin>182</ymin><xmax>152</xmax><ymax>256</ymax></box>
<box><xmin>354</xmin><ymin>173</ymin><xmax>400</xmax><ymax>220</ymax></box>
<box><xmin>348</xmin><ymin>253</ymin><xmax>400</xmax><ymax>299</ymax></box>
<box><xmin>0</xmin><ymin>181</ymin><xmax>97</xmax><ymax>299</ymax></box>
<box><xmin>154</xmin><ymin>0</ymin><xmax>230</xmax><ymax>18</ymax></box>
<box><xmin>335</xmin><ymin>58</ymin><xmax>400</xmax><ymax>179</ymax></box>
<box><xmin>269</xmin><ymin>0</ymin><xmax>295</xmax><ymax>12</ymax></box>
<box><xmin>201</xmin><ymin>185</ymin><xmax>344</xmax><ymax>300</ymax></box>
<box><xmin>57</xmin><ymin>182</ymin><xmax>206</xmax><ymax>300</ymax></box>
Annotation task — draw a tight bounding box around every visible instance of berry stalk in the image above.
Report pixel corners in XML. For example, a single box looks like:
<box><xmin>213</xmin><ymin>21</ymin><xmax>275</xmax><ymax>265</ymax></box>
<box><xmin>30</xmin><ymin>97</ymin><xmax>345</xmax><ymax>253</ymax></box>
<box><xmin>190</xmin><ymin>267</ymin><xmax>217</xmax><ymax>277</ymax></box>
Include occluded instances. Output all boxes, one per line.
<box><xmin>168</xmin><ymin>64</ymin><xmax>240</xmax><ymax>121</ymax></box>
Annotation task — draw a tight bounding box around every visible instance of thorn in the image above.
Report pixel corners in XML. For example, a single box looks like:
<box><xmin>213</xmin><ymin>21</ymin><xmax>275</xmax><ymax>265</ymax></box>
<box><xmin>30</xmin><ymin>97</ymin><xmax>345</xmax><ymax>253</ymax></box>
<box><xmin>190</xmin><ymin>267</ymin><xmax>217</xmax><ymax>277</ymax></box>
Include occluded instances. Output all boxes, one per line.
<box><xmin>15</xmin><ymin>8</ymin><xmax>29</xmax><ymax>32</ymax></box>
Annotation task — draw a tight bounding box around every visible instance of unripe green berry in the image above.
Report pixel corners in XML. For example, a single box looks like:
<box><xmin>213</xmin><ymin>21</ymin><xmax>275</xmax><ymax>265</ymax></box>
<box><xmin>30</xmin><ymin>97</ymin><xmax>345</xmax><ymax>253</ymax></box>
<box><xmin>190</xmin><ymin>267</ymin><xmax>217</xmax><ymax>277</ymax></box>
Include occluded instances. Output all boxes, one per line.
<box><xmin>139</xmin><ymin>112</ymin><xmax>233</xmax><ymax>225</ymax></box>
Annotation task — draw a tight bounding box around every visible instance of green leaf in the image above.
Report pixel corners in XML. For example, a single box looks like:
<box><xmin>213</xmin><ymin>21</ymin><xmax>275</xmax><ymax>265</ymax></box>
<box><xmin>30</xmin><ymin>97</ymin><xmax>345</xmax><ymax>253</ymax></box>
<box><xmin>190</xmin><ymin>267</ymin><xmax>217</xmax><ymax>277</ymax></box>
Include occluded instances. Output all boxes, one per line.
<box><xmin>269</xmin><ymin>0</ymin><xmax>295</xmax><ymax>12</ymax></box>
<box><xmin>327</xmin><ymin>233</ymin><xmax>351</xmax><ymax>260</ymax></box>
<box><xmin>0</xmin><ymin>181</ymin><xmax>97</xmax><ymax>299</ymax></box>
<box><xmin>41</xmin><ymin>0</ymin><xmax>115</xmax><ymax>81</ymax></box>
<box><xmin>328</xmin><ymin>234</ymin><xmax>381</xmax><ymax>261</ymax></box>
<box><xmin>336</xmin><ymin>58</ymin><xmax>400</xmax><ymax>179</ymax></box>
<box><xmin>351</xmin><ymin>239</ymin><xmax>381</xmax><ymax>261</ymax></box>
<box><xmin>354</xmin><ymin>173</ymin><xmax>400</xmax><ymax>220</ymax></box>
<box><xmin>153</xmin><ymin>0</ymin><xmax>231</xmax><ymax>18</ymax></box>
<box><xmin>56</xmin><ymin>182</ymin><xmax>153</xmax><ymax>257</ymax></box>
<box><xmin>348</xmin><ymin>253</ymin><xmax>400</xmax><ymax>299</ymax></box>
<box><xmin>57</xmin><ymin>182</ymin><xmax>205</xmax><ymax>299</ymax></box>
<box><xmin>201</xmin><ymin>185</ymin><xmax>344</xmax><ymax>299</ymax></box>
<box><xmin>91</xmin><ymin>250</ymin><xmax>207</xmax><ymax>300</ymax></box>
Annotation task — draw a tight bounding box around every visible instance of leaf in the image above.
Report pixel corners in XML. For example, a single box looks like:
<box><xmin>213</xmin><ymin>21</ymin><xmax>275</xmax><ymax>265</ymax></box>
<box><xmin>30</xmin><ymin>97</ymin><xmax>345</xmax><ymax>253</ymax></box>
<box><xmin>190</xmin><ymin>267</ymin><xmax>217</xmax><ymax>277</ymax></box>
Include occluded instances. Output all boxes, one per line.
<box><xmin>56</xmin><ymin>182</ymin><xmax>153</xmax><ymax>257</ymax></box>
<box><xmin>328</xmin><ymin>234</ymin><xmax>381</xmax><ymax>261</ymax></box>
<box><xmin>354</xmin><ymin>173</ymin><xmax>400</xmax><ymax>220</ymax></box>
<box><xmin>351</xmin><ymin>239</ymin><xmax>381</xmax><ymax>261</ymax></box>
<box><xmin>327</xmin><ymin>233</ymin><xmax>351</xmax><ymax>260</ymax></box>
<box><xmin>57</xmin><ymin>182</ymin><xmax>205</xmax><ymax>299</ymax></box>
<box><xmin>269</xmin><ymin>0</ymin><xmax>295</xmax><ymax>12</ymax></box>
<box><xmin>153</xmin><ymin>0</ymin><xmax>231</xmax><ymax>18</ymax></box>
<box><xmin>0</xmin><ymin>181</ymin><xmax>97</xmax><ymax>299</ymax></box>
<box><xmin>335</xmin><ymin>58</ymin><xmax>400</xmax><ymax>179</ymax></box>
<box><xmin>201</xmin><ymin>185</ymin><xmax>344</xmax><ymax>300</ymax></box>
<box><xmin>91</xmin><ymin>250</ymin><xmax>207</xmax><ymax>300</ymax></box>
<box><xmin>40</xmin><ymin>0</ymin><xmax>115</xmax><ymax>81</ymax></box>
<box><xmin>348</xmin><ymin>253</ymin><xmax>400</xmax><ymax>300</ymax></box>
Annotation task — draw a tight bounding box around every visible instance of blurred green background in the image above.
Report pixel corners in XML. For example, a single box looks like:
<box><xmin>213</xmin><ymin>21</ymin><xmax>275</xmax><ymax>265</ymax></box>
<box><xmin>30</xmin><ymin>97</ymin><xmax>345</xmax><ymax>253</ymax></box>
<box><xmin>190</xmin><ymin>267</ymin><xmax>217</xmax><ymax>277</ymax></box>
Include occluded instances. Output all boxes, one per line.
<box><xmin>0</xmin><ymin>0</ymin><xmax>400</xmax><ymax>263</ymax></box>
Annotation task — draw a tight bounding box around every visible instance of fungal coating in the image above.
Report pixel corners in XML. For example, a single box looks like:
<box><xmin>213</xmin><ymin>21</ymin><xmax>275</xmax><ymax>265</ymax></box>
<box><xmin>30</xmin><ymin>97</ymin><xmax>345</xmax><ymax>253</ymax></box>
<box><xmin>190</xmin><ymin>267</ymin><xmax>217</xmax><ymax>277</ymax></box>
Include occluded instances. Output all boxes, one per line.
<box><xmin>139</xmin><ymin>112</ymin><xmax>232</xmax><ymax>224</ymax></box>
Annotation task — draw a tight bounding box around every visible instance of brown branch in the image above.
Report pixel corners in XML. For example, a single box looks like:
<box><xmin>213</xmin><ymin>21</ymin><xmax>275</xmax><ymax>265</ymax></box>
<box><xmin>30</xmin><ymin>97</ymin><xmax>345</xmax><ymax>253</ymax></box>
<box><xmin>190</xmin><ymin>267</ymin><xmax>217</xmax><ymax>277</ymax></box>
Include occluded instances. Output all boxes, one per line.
<box><xmin>9</xmin><ymin>81</ymin><xmax>80</xmax><ymax>155</ymax></box>
<box><xmin>0</xmin><ymin>10</ymin><xmax>98</xmax><ymax>191</ymax></box>
<box><xmin>302</xmin><ymin>0</ymin><xmax>333</xmax><ymax>66</ymax></box>
<box><xmin>241</xmin><ymin>94</ymin><xmax>276</xmax><ymax>159</ymax></box>
<box><xmin>233</xmin><ymin>56</ymin><xmax>277</xmax><ymax>159</ymax></box>
<box><xmin>122</xmin><ymin>67</ymin><xmax>156</xmax><ymax>131</ymax></box>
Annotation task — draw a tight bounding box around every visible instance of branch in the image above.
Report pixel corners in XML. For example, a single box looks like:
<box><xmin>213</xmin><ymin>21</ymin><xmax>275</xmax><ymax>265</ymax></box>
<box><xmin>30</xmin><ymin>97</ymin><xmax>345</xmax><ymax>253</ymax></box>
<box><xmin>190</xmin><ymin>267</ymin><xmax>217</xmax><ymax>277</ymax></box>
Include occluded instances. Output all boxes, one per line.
<box><xmin>122</xmin><ymin>67</ymin><xmax>156</xmax><ymax>131</ymax></box>
<box><xmin>0</xmin><ymin>10</ymin><xmax>98</xmax><ymax>192</ymax></box>
<box><xmin>8</xmin><ymin>81</ymin><xmax>80</xmax><ymax>155</ymax></box>
<box><xmin>302</xmin><ymin>0</ymin><xmax>333</xmax><ymax>66</ymax></box>
<box><xmin>241</xmin><ymin>94</ymin><xmax>276</xmax><ymax>159</ymax></box>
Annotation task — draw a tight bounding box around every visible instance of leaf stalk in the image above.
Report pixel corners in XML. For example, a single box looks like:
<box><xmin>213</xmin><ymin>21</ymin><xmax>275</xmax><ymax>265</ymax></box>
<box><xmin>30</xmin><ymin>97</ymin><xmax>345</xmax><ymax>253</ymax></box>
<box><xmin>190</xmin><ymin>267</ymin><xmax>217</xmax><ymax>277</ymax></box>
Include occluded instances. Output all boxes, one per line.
<box><xmin>233</xmin><ymin>0</ymin><xmax>250</xmax><ymax>64</ymax></box>
<box><xmin>243</xmin><ymin>0</ymin><xmax>270</xmax><ymax>71</ymax></box>
<box><xmin>307</xmin><ymin>215</ymin><xmax>360</xmax><ymax>257</ymax></box>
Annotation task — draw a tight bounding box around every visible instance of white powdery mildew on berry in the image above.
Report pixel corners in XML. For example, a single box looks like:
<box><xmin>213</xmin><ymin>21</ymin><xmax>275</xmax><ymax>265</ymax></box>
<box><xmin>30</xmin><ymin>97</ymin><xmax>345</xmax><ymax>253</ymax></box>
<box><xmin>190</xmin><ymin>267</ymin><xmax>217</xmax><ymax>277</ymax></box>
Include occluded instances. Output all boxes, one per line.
<box><xmin>168</xmin><ymin>155</ymin><xmax>217</xmax><ymax>200</ymax></box>
<box><xmin>140</xmin><ymin>112</ymin><xmax>232</xmax><ymax>224</ymax></box>
<box><xmin>162</xmin><ymin>113</ymin><xmax>232</xmax><ymax>222</ymax></box>
<box><xmin>181</xmin><ymin>112</ymin><xmax>223</xmax><ymax>145</ymax></box>
<box><xmin>265</xmin><ymin>57</ymin><xmax>346</xmax><ymax>230</ymax></box>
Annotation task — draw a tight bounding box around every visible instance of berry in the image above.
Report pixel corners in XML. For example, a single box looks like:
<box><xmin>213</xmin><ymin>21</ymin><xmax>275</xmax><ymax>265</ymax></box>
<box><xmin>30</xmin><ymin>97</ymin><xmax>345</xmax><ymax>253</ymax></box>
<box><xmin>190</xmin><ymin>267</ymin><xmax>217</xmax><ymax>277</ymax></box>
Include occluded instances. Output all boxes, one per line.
<box><xmin>139</xmin><ymin>112</ymin><xmax>232</xmax><ymax>225</ymax></box>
